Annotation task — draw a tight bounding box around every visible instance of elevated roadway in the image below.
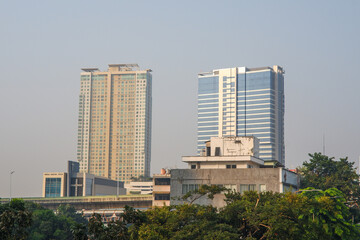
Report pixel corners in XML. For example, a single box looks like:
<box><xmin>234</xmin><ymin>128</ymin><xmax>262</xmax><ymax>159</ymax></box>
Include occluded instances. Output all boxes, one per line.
<box><xmin>0</xmin><ymin>195</ymin><xmax>152</xmax><ymax>211</ymax></box>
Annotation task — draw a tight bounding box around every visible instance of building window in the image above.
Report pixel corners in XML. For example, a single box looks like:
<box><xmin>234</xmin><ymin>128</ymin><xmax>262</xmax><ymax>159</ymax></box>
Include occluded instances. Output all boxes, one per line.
<box><xmin>215</xmin><ymin>147</ymin><xmax>220</xmax><ymax>156</ymax></box>
<box><xmin>191</xmin><ymin>165</ymin><xmax>196</xmax><ymax>169</ymax></box>
<box><xmin>182</xmin><ymin>184</ymin><xmax>199</xmax><ymax>194</ymax></box>
<box><xmin>223</xmin><ymin>184</ymin><xmax>237</xmax><ymax>192</ymax></box>
<box><xmin>45</xmin><ymin>178</ymin><xmax>62</xmax><ymax>198</ymax></box>
<box><xmin>154</xmin><ymin>178</ymin><xmax>170</xmax><ymax>185</ymax></box>
<box><xmin>206</xmin><ymin>147</ymin><xmax>211</xmax><ymax>156</ymax></box>
<box><xmin>226</xmin><ymin>165</ymin><xmax>236</xmax><ymax>169</ymax></box>
<box><xmin>259</xmin><ymin>184</ymin><xmax>266</xmax><ymax>192</ymax></box>
<box><xmin>154</xmin><ymin>194</ymin><xmax>170</xmax><ymax>200</ymax></box>
<box><xmin>240</xmin><ymin>184</ymin><xmax>256</xmax><ymax>194</ymax></box>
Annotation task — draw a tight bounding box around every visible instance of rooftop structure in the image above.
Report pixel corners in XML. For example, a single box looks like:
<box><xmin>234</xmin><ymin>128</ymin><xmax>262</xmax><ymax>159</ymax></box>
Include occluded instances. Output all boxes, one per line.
<box><xmin>184</xmin><ymin>136</ymin><xmax>263</xmax><ymax>169</ymax></box>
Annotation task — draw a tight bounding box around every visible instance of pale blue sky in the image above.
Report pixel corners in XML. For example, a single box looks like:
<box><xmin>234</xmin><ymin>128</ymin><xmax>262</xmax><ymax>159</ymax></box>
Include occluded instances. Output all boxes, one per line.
<box><xmin>0</xmin><ymin>0</ymin><xmax>359</xmax><ymax>197</ymax></box>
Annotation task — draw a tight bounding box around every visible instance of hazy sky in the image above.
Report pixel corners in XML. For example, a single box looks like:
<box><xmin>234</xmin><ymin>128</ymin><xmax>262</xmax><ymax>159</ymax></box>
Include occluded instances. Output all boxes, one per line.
<box><xmin>0</xmin><ymin>0</ymin><xmax>359</xmax><ymax>197</ymax></box>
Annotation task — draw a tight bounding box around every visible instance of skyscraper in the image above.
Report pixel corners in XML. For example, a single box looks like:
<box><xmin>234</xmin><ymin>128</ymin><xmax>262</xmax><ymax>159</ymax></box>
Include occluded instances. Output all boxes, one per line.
<box><xmin>77</xmin><ymin>64</ymin><xmax>152</xmax><ymax>183</ymax></box>
<box><xmin>197</xmin><ymin>66</ymin><xmax>285</xmax><ymax>165</ymax></box>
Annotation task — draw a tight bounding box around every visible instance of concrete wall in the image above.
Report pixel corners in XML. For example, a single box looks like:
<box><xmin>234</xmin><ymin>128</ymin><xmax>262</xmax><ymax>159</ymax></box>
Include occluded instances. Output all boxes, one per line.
<box><xmin>94</xmin><ymin>184</ymin><xmax>126</xmax><ymax>196</ymax></box>
<box><xmin>170</xmin><ymin>168</ymin><xmax>298</xmax><ymax>208</ymax></box>
<box><xmin>208</xmin><ymin>136</ymin><xmax>259</xmax><ymax>157</ymax></box>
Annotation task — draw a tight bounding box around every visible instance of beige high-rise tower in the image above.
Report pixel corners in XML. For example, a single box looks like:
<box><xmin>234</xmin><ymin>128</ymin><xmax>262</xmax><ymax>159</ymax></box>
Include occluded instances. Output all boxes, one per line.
<box><xmin>77</xmin><ymin>64</ymin><xmax>152</xmax><ymax>184</ymax></box>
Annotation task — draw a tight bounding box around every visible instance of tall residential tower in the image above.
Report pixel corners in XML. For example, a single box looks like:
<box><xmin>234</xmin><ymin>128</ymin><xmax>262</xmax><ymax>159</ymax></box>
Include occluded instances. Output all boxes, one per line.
<box><xmin>77</xmin><ymin>64</ymin><xmax>152</xmax><ymax>184</ymax></box>
<box><xmin>197</xmin><ymin>66</ymin><xmax>285</xmax><ymax>165</ymax></box>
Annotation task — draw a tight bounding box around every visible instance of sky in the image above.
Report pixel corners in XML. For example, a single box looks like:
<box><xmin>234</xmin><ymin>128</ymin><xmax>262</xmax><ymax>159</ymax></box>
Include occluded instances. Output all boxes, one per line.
<box><xmin>0</xmin><ymin>0</ymin><xmax>359</xmax><ymax>197</ymax></box>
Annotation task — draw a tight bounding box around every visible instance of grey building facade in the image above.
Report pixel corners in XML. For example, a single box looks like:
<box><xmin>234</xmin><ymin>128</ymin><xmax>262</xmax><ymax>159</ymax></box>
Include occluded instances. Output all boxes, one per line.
<box><xmin>170</xmin><ymin>167</ymin><xmax>299</xmax><ymax>208</ymax></box>
<box><xmin>171</xmin><ymin>136</ymin><xmax>298</xmax><ymax>208</ymax></box>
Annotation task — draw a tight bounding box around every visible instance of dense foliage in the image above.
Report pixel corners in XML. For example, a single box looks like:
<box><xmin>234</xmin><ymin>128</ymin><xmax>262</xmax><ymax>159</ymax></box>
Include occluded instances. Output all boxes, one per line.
<box><xmin>0</xmin><ymin>199</ymin><xmax>32</xmax><ymax>240</ymax></box>
<box><xmin>80</xmin><ymin>189</ymin><xmax>359</xmax><ymax>240</ymax></box>
<box><xmin>26</xmin><ymin>202</ymin><xmax>87</xmax><ymax>240</ymax></box>
<box><xmin>1</xmin><ymin>153</ymin><xmax>360</xmax><ymax>239</ymax></box>
<box><xmin>300</xmin><ymin>152</ymin><xmax>360</xmax><ymax>203</ymax></box>
<box><xmin>0</xmin><ymin>200</ymin><xmax>86</xmax><ymax>240</ymax></box>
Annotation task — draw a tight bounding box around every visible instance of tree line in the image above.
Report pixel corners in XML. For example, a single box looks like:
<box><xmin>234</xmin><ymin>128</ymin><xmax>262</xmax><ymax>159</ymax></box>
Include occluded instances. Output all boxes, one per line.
<box><xmin>1</xmin><ymin>152</ymin><xmax>360</xmax><ymax>239</ymax></box>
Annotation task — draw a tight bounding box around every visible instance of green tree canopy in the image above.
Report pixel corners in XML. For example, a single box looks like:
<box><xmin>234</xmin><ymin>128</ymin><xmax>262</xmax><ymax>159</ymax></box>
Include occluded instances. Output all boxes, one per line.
<box><xmin>25</xmin><ymin>203</ymin><xmax>87</xmax><ymax>240</ymax></box>
<box><xmin>300</xmin><ymin>153</ymin><xmax>360</xmax><ymax>203</ymax></box>
<box><xmin>0</xmin><ymin>199</ymin><xmax>32</xmax><ymax>240</ymax></box>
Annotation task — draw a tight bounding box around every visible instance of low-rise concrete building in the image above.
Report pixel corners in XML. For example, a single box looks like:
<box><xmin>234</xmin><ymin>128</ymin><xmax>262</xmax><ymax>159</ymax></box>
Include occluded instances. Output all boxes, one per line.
<box><xmin>170</xmin><ymin>137</ymin><xmax>299</xmax><ymax>208</ymax></box>
<box><xmin>152</xmin><ymin>169</ymin><xmax>171</xmax><ymax>207</ymax></box>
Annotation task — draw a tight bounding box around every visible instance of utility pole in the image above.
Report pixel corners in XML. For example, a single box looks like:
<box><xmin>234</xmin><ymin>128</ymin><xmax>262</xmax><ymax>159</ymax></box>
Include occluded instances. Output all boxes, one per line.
<box><xmin>10</xmin><ymin>170</ymin><xmax>15</xmax><ymax>202</ymax></box>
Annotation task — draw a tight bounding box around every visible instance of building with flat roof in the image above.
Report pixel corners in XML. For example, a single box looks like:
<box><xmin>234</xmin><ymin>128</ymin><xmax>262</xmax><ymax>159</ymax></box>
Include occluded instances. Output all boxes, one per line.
<box><xmin>42</xmin><ymin>161</ymin><xmax>125</xmax><ymax>197</ymax></box>
<box><xmin>171</xmin><ymin>137</ymin><xmax>298</xmax><ymax>208</ymax></box>
<box><xmin>77</xmin><ymin>64</ymin><xmax>152</xmax><ymax>184</ymax></box>
<box><xmin>197</xmin><ymin>66</ymin><xmax>285</xmax><ymax>165</ymax></box>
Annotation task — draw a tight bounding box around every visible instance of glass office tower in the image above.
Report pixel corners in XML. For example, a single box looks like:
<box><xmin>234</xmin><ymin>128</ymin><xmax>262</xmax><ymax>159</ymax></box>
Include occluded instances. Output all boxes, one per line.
<box><xmin>197</xmin><ymin>66</ymin><xmax>285</xmax><ymax>165</ymax></box>
<box><xmin>77</xmin><ymin>64</ymin><xmax>152</xmax><ymax>184</ymax></box>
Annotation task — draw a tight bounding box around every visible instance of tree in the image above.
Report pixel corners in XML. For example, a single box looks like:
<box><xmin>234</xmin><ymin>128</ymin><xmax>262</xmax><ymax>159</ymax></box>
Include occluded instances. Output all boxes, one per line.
<box><xmin>222</xmin><ymin>189</ymin><xmax>360</xmax><ymax>239</ymax></box>
<box><xmin>0</xmin><ymin>199</ymin><xmax>32</xmax><ymax>240</ymax></box>
<box><xmin>26</xmin><ymin>203</ymin><xmax>86</xmax><ymax>240</ymax></box>
<box><xmin>300</xmin><ymin>153</ymin><xmax>360</xmax><ymax>203</ymax></box>
<box><xmin>299</xmin><ymin>188</ymin><xmax>360</xmax><ymax>239</ymax></box>
<box><xmin>137</xmin><ymin>204</ymin><xmax>239</xmax><ymax>240</ymax></box>
<box><xmin>71</xmin><ymin>223</ymin><xmax>88</xmax><ymax>240</ymax></box>
<box><xmin>87</xmin><ymin>206</ymin><xmax>146</xmax><ymax>240</ymax></box>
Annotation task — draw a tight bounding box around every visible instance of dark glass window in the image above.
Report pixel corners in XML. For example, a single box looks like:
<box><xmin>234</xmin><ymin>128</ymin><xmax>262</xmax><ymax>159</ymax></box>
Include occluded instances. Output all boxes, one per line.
<box><xmin>191</xmin><ymin>165</ymin><xmax>196</xmax><ymax>169</ymax></box>
<box><xmin>155</xmin><ymin>178</ymin><xmax>170</xmax><ymax>185</ymax></box>
<box><xmin>154</xmin><ymin>194</ymin><xmax>170</xmax><ymax>200</ymax></box>
<box><xmin>206</xmin><ymin>147</ymin><xmax>211</xmax><ymax>156</ymax></box>
<box><xmin>226</xmin><ymin>165</ymin><xmax>236</xmax><ymax>169</ymax></box>
<box><xmin>215</xmin><ymin>147</ymin><xmax>220</xmax><ymax>156</ymax></box>
<box><xmin>77</xmin><ymin>186</ymin><xmax>83</xmax><ymax>196</ymax></box>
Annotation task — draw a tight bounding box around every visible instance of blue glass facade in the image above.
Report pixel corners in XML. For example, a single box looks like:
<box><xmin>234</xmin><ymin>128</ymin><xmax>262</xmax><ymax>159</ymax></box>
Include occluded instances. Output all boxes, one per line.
<box><xmin>197</xmin><ymin>66</ymin><xmax>285</xmax><ymax>164</ymax></box>
<box><xmin>45</xmin><ymin>178</ymin><xmax>62</xmax><ymax>198</ymax></box>
<box><xmin>197</xmin><ymin>76</ymin><xmax>219</xmax><ymax>152</ymax></box>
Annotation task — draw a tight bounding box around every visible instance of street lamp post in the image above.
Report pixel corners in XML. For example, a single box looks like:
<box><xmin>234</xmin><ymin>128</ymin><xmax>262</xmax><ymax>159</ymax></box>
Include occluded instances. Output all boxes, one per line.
<box><xmin>10</xmin><ymin>170</ymin><xmax>15</xmax><ymax>202</ymax></box>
